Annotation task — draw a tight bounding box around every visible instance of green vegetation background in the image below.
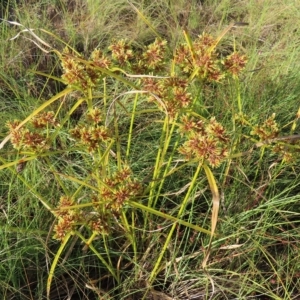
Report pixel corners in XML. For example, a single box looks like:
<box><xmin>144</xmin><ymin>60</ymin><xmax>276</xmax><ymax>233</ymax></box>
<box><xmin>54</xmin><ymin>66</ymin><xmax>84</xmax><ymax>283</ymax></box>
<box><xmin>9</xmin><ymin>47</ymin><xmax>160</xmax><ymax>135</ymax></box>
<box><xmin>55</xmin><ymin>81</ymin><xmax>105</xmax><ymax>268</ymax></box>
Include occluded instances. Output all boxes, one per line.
<box><xmin>0</xmin><ymin>0</ymin><xmax>300</xmax><ymax>299</ymax></box>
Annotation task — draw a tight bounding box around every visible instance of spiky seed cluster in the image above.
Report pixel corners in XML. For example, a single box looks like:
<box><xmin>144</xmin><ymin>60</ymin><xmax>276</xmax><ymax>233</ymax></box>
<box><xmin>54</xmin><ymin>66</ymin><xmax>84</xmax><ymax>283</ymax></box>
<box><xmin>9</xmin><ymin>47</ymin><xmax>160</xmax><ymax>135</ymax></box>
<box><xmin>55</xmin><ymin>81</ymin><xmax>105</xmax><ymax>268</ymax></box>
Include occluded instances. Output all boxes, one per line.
<box><xmin>175</xmin><ymin>33</ymin><xmax>246</xmax><ymax>81</ymax></box>
<box><xmin>32</xmin><ymin>111</ymin><xmax>59</xmax><ymax>128</ymax></box>
<box><xmin>53</xmin><ymin>165</ymin><xmax>143</xmax><ymax>240</ymax></box>
<box><xmin>70</xmin><ymin>125</ymin><xmax>110</xmax><ymax>152</ymax></box>
<box><xmin>223</xmin><ymin>52</ymin><xmax>247</xmax><ymax>76</ymax></box>
<box><xmin>89</xmin><ymin>195</ymin><xmax>110</xmax><ymax>235</ymax></box>
<box><xmin>83</xmin><ymin>166</ymin><xmax>143</xmax><ymax>236</ymax></box>
<box><xmin>174</xmin><ymin>44</ymin><xmax>191</xmax><ymax>73</ymax></box>
<box><xmin>7</xmin><ymin>111</ymin><xmax>59</xmax><ymax>152</ymax></box>
<box><xmin>61</xmin><ymin>48</ymin><xmax>110</xmax><ymax>90</ymax></box>
<box><xmin>109</xmin><ymin>40</ymin><xmax>133</xmax><ymax>66</ymax></box>
<box><xmin>178</xmin><ymin>116</ymin><xmax>229</xmax><ymax>167</ymax></box>
<box><xmin>90</xmin><ymin>49</ymin><xmax>111</xmax><ymax>69</ymax></box>
<box><xmin>99</xmin><ymin>166</ymin><xmax>143</xmax><ymax>213</ymax></box>
<box><xmin>251</xmin><ymin>114</ymin><xmax>279</xmax><ymax>141</ymax></box>
<box><xmin>251</xmin><ymin>114</ymin><xmax>300</xmax><ymax>163</ymax></box>
<box><xmin>174</xmin><ymin>33</ymin><xmax>221</xmax><ymax>81</ymax></box>
<box><xmin>142</xmin><ymin>39</ymin><xmax>167</xmax><ymax>70</ymax></box>
<box><xmin>141</xmin><ymin>76</ymin><xmax>191</xmax><ymax>117</ymax></box>
<box><xmin>70</xmin><ymin>108</ymin><xmax>110</xmax><ymax>152</ymax></box>
<box><xmin>109</xmin><ymin>38</ymin><xmax>167</xmax><ymax>72</ymax></box>
<box><xmin>53</xmin><ymin>196</ymin><xmax>82</xmax><ymax>241</ymax></box>
<box><xmin>89</xmin><ymin>216</ymin><xmax>110</xmax><ymax>235</ymax></box>
<box><xmin>86</xmin><ymin>107</ymin><xmax>102</xmax><ymax>124</ymax></box>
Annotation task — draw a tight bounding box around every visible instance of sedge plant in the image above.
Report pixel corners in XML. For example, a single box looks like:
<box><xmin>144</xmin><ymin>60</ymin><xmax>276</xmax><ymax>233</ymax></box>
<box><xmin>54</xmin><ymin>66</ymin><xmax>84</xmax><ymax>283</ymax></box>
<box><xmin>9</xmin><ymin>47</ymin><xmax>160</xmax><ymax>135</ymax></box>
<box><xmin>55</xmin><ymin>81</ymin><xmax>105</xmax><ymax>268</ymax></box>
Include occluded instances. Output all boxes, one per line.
<box><xmin>1</xmin><ymin>16</ymin><xmax>300</xmax><ymax>299</ymax></box>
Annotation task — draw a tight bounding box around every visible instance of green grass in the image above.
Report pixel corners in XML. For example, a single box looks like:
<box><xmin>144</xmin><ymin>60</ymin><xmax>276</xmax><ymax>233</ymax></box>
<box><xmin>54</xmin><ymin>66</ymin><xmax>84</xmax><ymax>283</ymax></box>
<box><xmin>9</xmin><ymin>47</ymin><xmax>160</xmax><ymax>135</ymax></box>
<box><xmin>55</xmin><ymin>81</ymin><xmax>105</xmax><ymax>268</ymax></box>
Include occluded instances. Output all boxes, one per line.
<box><xmin>0</xmin><ymin>0</ymin><xmax>300</xmax><ymax>299</ymax></box>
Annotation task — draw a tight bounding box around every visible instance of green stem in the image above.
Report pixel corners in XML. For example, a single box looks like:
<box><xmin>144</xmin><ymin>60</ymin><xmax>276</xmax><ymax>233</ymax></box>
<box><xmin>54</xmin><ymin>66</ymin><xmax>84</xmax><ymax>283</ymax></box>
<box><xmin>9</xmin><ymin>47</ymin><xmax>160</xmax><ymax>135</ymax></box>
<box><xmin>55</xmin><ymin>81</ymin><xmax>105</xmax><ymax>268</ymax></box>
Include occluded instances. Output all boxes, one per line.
<box><xmin>129</xmin><ymin>199</ymin><xmax>211</xmax><ymax>235</ymax></box>
<box><xmin>87</xmin><ymin>86</ymin><xmax>93</xmax><ymax>111</ymax></box>
<box><xmin>148</xmin><ymin>162</ymin><xmax>202</xmax><ymax>283</ymax></box>
<box><xmin>235</xmin><ymin>76</ymin><xmax>242</xmax><ymax>114</ymax></box>
<box><xmin>47</xmin><ymin>232</ymin><xmax>72</xmax><ymax>299</ymax></box>
<box><xmin>74</xmin><ymin>230</ymin><xmax>119</xmax><ymax>282</ymax></box>
<box><xmin>113</xmin><ymin>103</ymin><xmax>122</xmax><ymax>169</ymax></box>
<box><xmin>126</xmin><ymin>92</ymin><xmax>139</xmax><ymax>159</ymax></box>
<box><xmin>153</xmin><ymin>122</ymin><xmax>180</xmax><ymax>208</ymax></box>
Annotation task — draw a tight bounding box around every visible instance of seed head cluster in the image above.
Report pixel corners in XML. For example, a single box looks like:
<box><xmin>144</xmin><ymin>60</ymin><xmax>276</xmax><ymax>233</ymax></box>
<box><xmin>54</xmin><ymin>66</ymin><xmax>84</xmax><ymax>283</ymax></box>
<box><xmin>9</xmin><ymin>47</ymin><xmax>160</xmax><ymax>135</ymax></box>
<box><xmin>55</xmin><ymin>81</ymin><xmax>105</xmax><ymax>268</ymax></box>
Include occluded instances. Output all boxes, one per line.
<box><xmin>7</xmin><ymin>111</ymin><xmax>59</xmax><ymax>152</ymax></box>
<box><xmin>178</xmin><ymin>116</ymin><xmax>229</xmax><ymax>168</ymax></box>
<box><xmin>53</xmin><ymin>166</ymin><xmax>142</xmax><ymax>241</ymax></box>
<box><xmin>53</xmin><ymin>196</ymin><xmax>82</xmax><ymax>241</ymax></box>
<box><xmin>251</xmin><ymin>114</ymin><xmax>279</xmax><ymax>141</ymax></box>
<box><xmin>141</xmin><ymin>76</ymin><xmax>191</xmax><ymax>117</ymax></box>
<box><xmin>70</xmin><ymin>108</ymin><xmax>110</xmax><ymax>152</ymax></box>
<box><xmin>61</xmin><ymin>47</ymin><xmax>111</xmax><ymax>90</ymax></box>
<box><xmin>251</xmin><ymin>114</ymin><xmax>300</xmax><ymax>163</ymax></box>
<box><xmin>174</xmin><ymin>33</ymin><xmax>247</xmax><ymax>81</ymax></box>
<box><xmin>99</xmin><ymin>166</ymin><xmax>143</xmax><ymax>213</ymax></box>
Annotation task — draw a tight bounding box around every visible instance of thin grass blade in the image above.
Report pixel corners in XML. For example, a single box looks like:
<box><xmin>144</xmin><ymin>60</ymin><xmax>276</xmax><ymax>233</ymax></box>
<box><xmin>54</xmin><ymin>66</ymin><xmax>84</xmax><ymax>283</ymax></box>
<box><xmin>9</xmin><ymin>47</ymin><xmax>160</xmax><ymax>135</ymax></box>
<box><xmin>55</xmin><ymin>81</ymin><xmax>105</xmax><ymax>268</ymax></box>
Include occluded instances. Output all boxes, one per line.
<box><xmin>202</xmin><ymin>163</ymin><xmax>220</xmax><ymax>268</ymax></box>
